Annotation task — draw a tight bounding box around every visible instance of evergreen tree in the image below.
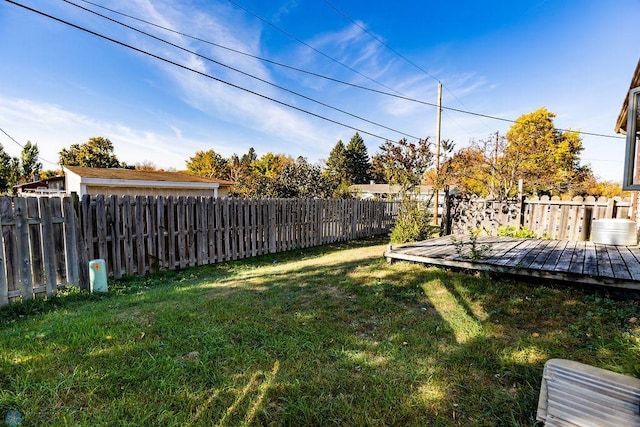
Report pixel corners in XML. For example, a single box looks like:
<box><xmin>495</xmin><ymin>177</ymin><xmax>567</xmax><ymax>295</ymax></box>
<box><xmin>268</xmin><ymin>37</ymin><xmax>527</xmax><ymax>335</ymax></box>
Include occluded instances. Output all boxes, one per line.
<box><xmin>324</xmin><ymin>140</ymin><xmax>348</xmax><ymax>187</ymax></box>
<box><xmin>345</xmin><ymin>133</ymin><xmax>371</xmax><ymax>184</ymax></box>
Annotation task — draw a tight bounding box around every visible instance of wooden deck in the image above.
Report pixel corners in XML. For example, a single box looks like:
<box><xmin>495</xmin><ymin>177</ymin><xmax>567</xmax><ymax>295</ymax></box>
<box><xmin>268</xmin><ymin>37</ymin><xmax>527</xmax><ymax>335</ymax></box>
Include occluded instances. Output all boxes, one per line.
<box><xmin>384</xmin><ymin>236</ymin><xmax>640</xmax><ymax>290</ymax></box>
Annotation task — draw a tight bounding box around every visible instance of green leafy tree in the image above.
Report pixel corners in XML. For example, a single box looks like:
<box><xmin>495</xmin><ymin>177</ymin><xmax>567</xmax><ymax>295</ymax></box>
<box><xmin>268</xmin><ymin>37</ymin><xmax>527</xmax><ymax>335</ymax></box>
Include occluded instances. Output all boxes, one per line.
<box><xmin>185</xmin><ymin>149</ymin><xmax>230</xmax><ymax>180</ymax></box>
<box><xmin>21</xmin><ymin>141</ymin><xmax>42</xmax><ymax>182</ymax></box>
<box><xmin>447</xmin><ymin>110</ymin><xmax>590</xmax><ymax>198</ymax></box>
<box><xmin>230</xmin><ymin>152</ymin><xmax>293</xmax><ymax>197</ymax></box>
<box><xmin>345</xmin><ymin>133</ymin><xmax>370</xmax><ymax>184</ymax></box>
<box><xmin>274</xmin><ymin>157</ymin><xmax>332</xmax><ymax>198</ymax></box>
<box><xmin>370</xmin><ymin>154</ymin><xmax>387</xmax><ymax>184</ymax></box>
<box><xmin>445</xmin><ymin>134</ymin><xmax>506</xmax><ymax>197</ymax></box>
<box><xmin>228</xmin><ymin>147</ymin><xmax>260</xmax><ymax>196</ymax></box>
<box><xmin>228</xmin><ymin>147</ymin><xmax>256</xmax><ymax>183</ymax></box>
<box><xmin>0</xmin><ymin>144</ymin><xmax>19</xmax><ymax>194</ymax></box>
<box><xmin>229</xmin><ymin>151</ymin><xmax>332</xmax><ymax>198</ymax></box>
<box><xmin>59</xmin><ymin>137</ymin><xmax>122</xmax><ymax>168</ymax></box>
<box><xmin>39</xmin><ymin>169</ymin><xmax>63</xmax><ymax>180</ymax></box>
<box><xmin>251</xmin><ymin>153</ymin><xmax>293</xmax><ymax>180</ymax></box>
<box><xmin>374</xmin><ymin>138</ymin><xmax>433</xmax><ymax>192</ymax></box>
<box><xmin>504</xmin><ymin>108</ymin><xmax>585</xmax><ymax>196</ymax></box>
<box><xmin>241</xmin><ymin>147</ymin><xmax>257</xmax><ymax>165</ymax></box>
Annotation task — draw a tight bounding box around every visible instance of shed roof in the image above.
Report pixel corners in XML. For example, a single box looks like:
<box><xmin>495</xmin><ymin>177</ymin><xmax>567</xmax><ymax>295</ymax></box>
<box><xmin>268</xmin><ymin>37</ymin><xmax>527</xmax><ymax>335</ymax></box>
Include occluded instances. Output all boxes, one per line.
<box><xmin>14</xmin><ymin>175</ymin><xmax>65</xmax><ymax>190</ymax></box>
<box><xmin>63</xmin><ymin>166</ymin><xmax>234</xmax><ymax>186</ymax></box>
<box><xmin>615</xmin><ymin>58</ymin><xmax>640</xmax><ymax>135</ymax></box>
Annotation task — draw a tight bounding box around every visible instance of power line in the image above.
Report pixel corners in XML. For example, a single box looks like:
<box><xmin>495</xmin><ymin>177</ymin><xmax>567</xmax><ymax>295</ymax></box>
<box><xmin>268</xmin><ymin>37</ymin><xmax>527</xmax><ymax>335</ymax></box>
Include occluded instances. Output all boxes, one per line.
<box><xmin>7</xmin><ymin>0</ymin><xmax>401</xmax><ymax>142</ymax></box>
<box><xmin>0</xmin><ymin>127</ymin><xmax>58</xmax><ymax>166</ymax></box>
<box><xmin>318</xmin><ymin>0</ymin><xmax>499</xmax><ymax>136</ymax></box>
<box><xmin>80</xmin><ymin>0</ymin><xmax>476</xmax><ymax>141</ymax></box>
<box><xmin>78</xmin><ymin>0</ymin><xmax>419</xmax><ymax>100</ymax></box>
<box><xmin>72</xmin><ymin>0</ymin><xmax>624</xmax><ymax>141</ymax></box>
<box><xmin>62</xmin><ymin>0</ymin><xmax>420</xmax><ymax>140</ymax></box>
<box><xmin>77</xmin><ymin>0</ymin><xmax>476</xmax><ymax>140</ymax></box>
<box><xmin>224</xmin><ymin>0</ymin><xmax>404</xmax><ymax>96</ymax></box>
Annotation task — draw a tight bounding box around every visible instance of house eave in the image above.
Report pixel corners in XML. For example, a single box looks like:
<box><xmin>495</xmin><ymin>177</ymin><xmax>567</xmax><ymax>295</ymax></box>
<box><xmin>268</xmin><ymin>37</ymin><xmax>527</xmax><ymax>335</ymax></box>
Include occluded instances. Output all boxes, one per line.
<box><xmin>78</xmin><ymin>177</ymin><xmax>220</xmax><ymax>190</ymax></box>
<box><xmin>615</xmin><ymin>58</ymin><xmax>640</xmax><ymax>135</ymax></box>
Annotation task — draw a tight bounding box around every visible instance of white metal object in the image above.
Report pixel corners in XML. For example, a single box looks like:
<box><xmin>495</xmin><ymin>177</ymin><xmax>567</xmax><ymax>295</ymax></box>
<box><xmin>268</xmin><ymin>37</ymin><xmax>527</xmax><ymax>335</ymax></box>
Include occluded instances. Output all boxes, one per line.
<box><xmin>537</xmin><ymin>358</ymin><xmax>640</xmax><ymax>426</ymax></box>
<box><xmin>89</xmin><ymin>259</ymin><xmax>108</xmax><ymax>293</ymax></box>
<box><xmin>591</xmin><ymin>219</ymin><xmax>638</xmax><ymax>245</ymax></box>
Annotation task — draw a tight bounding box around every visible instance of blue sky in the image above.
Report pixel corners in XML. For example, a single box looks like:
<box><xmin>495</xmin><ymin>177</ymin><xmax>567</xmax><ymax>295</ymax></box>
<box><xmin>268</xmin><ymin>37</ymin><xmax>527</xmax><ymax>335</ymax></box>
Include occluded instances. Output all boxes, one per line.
<box><xmin>0</xmin><ymin>0</ymin><xmax>638</xmax><ymax>181</ymax></box>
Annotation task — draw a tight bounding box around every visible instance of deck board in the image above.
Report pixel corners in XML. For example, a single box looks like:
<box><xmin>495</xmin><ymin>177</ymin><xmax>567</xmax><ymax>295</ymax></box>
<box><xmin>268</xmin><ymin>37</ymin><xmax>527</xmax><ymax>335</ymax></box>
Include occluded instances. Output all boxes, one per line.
<box><xmin>618</xmin><ymin>247</ymin><xmax>640</xmax><ymax>281</ymax></box>
<box><xmin>529</xmin><ymin>240</ymin><xmax>558</xmax><ymax>270</ymax></box>
<box><xmin>568</xmin><ymin>241</ymin><xmax>586</xmax><ymax>275</ymax></box>
<box><xmin>595</xmin><ymin>244</ymin><xmax>614</xmax><ymax>278</ymax></box>
<box><xmin>385</xmin><ymin>236</ymin><xmax>640</xmax><ymax>290</ymax></box>
<box><xmin>554</xmin><ymin>241</ymin><xmax>576</xmax><ymax>273</ymax></box>
<box><xmin>609</xmin><ymin>246</ymin><xmax>632</xmax><ymax>281</ymax></box>
<box><xmin>541</xmin><ymin>240</ymin><xmax>568</xmax><ymax>271</ymax></box>
<box><xmin>583</xmin><ymin>242</ymin><xmax>598</xmax><ymax>277</ymax></box>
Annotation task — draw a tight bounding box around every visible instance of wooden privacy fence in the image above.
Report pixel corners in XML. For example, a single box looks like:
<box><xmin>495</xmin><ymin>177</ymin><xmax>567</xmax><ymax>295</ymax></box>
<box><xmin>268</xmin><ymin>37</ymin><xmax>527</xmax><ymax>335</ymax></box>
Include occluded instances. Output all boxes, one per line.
<box><xmin>82</xmin><ymin>196</ymin><xmax>396</xmax><ymax>278</ymax></box>
<box><xmin>0</xmin><ymin>195</ymin><xmax>396</xmax><ymax>306</ymax></box>
<box><xmin>445</xmin><ymin>193</ymin><xmax>633</xmax><ymax>241</ymax></box>
<box><xmin>80</xmin><ymin>196</ymin><xmax>395</xmax><ymax>278</ymax></box>
<box><xmin>523</xmin><ymin>195</ymin><xmax>632</xmax><ymax>241</ymax></box>
<box><xmin>0</xmin><ymin>196</ymin><xmax>87</xmax><ymax>306</ymax></box>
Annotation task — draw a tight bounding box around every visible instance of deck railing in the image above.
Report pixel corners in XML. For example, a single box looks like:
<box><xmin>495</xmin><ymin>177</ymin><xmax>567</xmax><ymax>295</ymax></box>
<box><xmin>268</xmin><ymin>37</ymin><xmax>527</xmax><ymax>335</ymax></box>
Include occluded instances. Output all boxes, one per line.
<box><xmin>443</xmin><ymin>193</ymin><xmax>633</xmax><ymax>241</ymax></box>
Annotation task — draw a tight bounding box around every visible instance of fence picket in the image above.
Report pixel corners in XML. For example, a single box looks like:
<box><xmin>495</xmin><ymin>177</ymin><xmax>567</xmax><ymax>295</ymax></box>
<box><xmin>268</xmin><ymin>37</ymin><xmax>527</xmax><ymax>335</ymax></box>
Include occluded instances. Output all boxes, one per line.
<box><xmin>135</xmin><ymin>196</ymin><xmax>146</xmax><ymax>275</ymax></box>
<box><xmin>50</xmin><ymin>198</ymin><xmax>67</xmax><ymax>284</ymax></box>
<box><xmin>207</xmin><ymin>197</ymin><xmax>216</xmax><ymax>263</ymax></box>
<box><xmin>147</xmin><ymin>196</ymin><xmax>158</xmax><ymax>273</ymax></box>
<box><xmin>0</xmin><ymin>204</ymin><xmax>7</xmax><ymax>305</ymax></box>
<box><xmin>62</xmin><ymin>197</ymin><xmax>80</xmax><ymax>286</ymax></box>
<box><xmin>14</xmin><ymin>198</ymin><xmax>33</xmax><ymax>300</ymax></box>
<box><xmin>167</xmin><ymin>196</ymin><xmax>177</xmax><ymax>270</ymax></box>
<box><xmin>26</xmin><ymin>198</ymin><xmax>44</xmax><ymax>290</ymax></box>
<box><xmin>39</xmin><ymin>197</ymin><xmax>56</xmax><ymax>296</ymax></box>
<box><xmin>156</xmin><ymin>196</ymin><xmax>166</xmax><ymax>271</ymax></box>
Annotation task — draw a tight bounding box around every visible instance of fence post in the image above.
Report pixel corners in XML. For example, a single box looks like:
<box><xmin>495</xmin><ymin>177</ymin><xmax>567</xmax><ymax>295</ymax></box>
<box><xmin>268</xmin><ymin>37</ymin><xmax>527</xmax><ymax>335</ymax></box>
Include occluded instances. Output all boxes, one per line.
<box><xmin>518</xmin><ymin>179</ymin><xmax>525</xmax><ymax>227</ymax></box>
<box><xmin>441</xmin><ymin>186</ymin><xmax>452</xmax><ymax>236</ymax></box>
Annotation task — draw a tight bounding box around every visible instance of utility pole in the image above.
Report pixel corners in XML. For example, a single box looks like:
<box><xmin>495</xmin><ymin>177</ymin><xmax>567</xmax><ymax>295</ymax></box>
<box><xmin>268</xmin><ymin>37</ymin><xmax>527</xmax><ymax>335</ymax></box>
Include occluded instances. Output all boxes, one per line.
<box><xmin>494</xmin><ymin>131</ymin><xmax>499</xmax><ymax>165</ymax></box>
<box><xmin>491</xmin><ymin>131</ymin><xmax>499</xmax><ymax>198</ymax></box>
<box><xmin>433</xmin><ymin>82</ymin><xmax>442</xmax><ymax>225</ymax></box>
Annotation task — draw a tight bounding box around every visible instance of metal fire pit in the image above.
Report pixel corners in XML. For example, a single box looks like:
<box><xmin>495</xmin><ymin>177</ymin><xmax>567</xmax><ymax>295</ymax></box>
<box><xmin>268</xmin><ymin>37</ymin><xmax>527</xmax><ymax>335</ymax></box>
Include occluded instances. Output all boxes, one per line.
<box><xmin>590</xmin><ymin>218</ymin><xmax>638</xmax><ymax>246</ymax></box>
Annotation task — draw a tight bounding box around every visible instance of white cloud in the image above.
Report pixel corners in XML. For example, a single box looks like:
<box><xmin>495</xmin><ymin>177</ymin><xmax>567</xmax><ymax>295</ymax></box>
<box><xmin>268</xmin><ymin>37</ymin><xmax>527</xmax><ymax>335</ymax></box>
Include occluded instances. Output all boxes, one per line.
<box><xmin>0</xmin><ymin>95</ymin><xmax>199</xmax><ymax>170</ymax></box>
<box><xmin>109</xmin><ymin>0</ymin><xmax>330</xmax><ymax>155</ymax></box>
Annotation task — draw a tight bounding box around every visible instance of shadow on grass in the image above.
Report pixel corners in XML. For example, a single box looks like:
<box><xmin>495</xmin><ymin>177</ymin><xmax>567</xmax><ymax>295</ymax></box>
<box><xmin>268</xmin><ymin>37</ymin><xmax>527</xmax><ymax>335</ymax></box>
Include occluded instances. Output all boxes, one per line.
<box><xmin>2</xmin><ymin>237</ymin><xmax>639</xmax><ymax>426</ymax></box>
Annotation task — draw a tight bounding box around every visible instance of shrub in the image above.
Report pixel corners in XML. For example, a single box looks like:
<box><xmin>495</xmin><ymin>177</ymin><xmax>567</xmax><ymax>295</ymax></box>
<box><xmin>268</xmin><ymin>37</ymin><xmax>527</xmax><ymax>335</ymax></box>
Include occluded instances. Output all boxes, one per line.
<box><xmin>497</xmin><ymin>225</ymin><xmax>538</xmax><ymax>238</ymax></box>
<box><xmin>389</xmin><ymin>198</ymin><xmax>434</xmax><ymax>243</ymax></box>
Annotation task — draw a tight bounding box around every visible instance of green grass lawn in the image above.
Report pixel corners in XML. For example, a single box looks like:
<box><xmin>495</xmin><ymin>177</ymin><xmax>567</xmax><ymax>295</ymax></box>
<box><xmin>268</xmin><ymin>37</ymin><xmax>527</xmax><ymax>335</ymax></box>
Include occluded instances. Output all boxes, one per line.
<box><xmin>1</xmin><ymin>237</ymin><xmax>640</xmax><ymax>426</ymax></box>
